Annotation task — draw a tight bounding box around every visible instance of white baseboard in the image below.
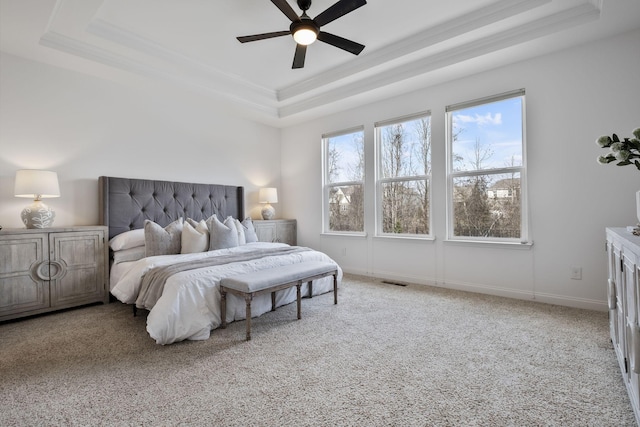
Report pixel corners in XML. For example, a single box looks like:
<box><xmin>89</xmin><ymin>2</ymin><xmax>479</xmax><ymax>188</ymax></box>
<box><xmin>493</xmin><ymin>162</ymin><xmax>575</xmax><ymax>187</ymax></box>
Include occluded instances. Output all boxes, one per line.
<box><xmin>341</xmin><ymin>268</ymin><xmax>608</xmax><ymax>312</ymax></box>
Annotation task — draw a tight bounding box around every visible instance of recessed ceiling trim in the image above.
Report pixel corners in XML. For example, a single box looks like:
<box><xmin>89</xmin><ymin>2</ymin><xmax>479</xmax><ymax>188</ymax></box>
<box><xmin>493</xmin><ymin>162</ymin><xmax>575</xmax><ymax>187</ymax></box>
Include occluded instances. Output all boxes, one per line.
<box><xmin>33</xmin><ymin>0</ymin><xmax>606</xmax><ymax>124</ymax></box>
<box><xmin>278</xmin><ymin>2</ymin><xmax>601</xmax><ymax>118</ymax></box>
<box><xmin>277</xmin><ymin>0</ymin><xmax>552</xmax><ymax>101</ymax></box>
<box><xmin>38</xmin><ymin>31</ymin><xmax>279</xmax><ymax>117</ymax></box>
<box><xmin>86</xmin><ymin>18</ymin><xmax>277</xmax><ymax>101</ymax></box>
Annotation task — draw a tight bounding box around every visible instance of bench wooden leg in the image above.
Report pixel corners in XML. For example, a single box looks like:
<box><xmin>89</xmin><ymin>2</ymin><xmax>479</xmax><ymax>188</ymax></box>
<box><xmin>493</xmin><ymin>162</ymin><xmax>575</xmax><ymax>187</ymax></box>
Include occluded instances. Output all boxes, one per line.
<box><xmin>220</xmin><ymin>267</ymin><xmax>338</xmax><ymax>341</ymax></box>
<box><xmin>220</xmin><ymin>288</ymin><xmax>227</xmax><ymax>329</ymax></box>
<box><xmin>296</xmin><ymin>283</ymin><xmax>301</xmax><ymax>319</ymax></box>
<box><xmin>245</xmin><ymin>295</ymin><xmax>252</xmax><ymax>341</ymax></box>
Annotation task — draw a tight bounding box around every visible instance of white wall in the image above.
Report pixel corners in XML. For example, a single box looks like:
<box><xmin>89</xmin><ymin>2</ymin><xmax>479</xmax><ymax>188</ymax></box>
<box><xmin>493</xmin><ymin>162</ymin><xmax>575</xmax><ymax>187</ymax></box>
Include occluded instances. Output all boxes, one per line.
<box><xmin>0</xmin><ymin>53</ymin><xmax>282</xmax><ymax>228</ymax></box>
<box><xmin>2</xmin><ymin>29</ymin><xmax>638</xmax><ymax>311</ymax></box>
<box><xmin>281</xmin><ymin>29</ymin><xmax>640</xmax><ymax>310</ymax></box>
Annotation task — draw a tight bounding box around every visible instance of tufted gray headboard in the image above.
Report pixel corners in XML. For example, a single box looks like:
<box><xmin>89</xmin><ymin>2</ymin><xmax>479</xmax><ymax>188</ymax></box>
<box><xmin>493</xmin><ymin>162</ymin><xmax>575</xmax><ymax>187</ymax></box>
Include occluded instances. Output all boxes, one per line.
<box><xmin>99</xmin><ymin>176</ymin><xmax>244</xmax><ymax>240</ymax></box>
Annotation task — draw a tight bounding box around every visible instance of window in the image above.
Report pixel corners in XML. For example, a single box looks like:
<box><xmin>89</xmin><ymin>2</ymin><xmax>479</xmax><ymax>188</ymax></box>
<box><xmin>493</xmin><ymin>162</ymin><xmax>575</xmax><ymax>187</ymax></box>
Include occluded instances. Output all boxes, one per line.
<box><xmin>375</xmin><ymin>112</ymin><xmax>431</xmax><ymax>237</ymax></box>
<box><xmin>322</xmin><ymin>128</ymin><xmax>365</xmax><ymax>233</ymax></box>
<box><xmin>446</xmin><ymin>90</ymin><xmax>527</xmax><ymax>242</ymax></box>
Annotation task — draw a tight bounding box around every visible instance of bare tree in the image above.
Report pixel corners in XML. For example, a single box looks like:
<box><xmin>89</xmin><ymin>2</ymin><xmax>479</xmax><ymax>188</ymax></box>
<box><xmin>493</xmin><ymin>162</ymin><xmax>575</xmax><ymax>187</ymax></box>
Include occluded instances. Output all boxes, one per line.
<box><xmin>453</xmin><ymin>141</ymin><xmax>522</xmax><ymax>238</ymax></box>
<box><xmin>380</xmin><ymin>120</ymin><xmax>430</xmax><ymax>234</ymax></box>
<box><xmin>381</xmin><ymin>124</ymin><xmax>407</xmax><ymax>232</ymax></box>
<box><xmin>413</xmin><ymin>118</ymin><xmax>431</xmax><ymax>233</ymax></box>
<box><xmin>328</xmin><ymin>145</ymin><xmax>339</xmax><ymax>182</ymax></box>
<box><xmin>328</xmin><ymin>133</ymin><xmax>364</xmax><ymax>232</ymax></box>
<box><xmin>454</xmin><ymin>137</ymin><xmax>496</xmax><ymax>237</ymax></box>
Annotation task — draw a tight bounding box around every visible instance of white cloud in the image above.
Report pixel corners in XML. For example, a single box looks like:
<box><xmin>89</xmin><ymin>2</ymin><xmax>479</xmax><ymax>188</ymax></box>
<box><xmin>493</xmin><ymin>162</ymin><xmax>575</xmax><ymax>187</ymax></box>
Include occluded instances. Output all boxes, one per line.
<box><xmin>456</xmin><ymin>112</ymin><xmax>502</xmax><ymax>126</ymax></box>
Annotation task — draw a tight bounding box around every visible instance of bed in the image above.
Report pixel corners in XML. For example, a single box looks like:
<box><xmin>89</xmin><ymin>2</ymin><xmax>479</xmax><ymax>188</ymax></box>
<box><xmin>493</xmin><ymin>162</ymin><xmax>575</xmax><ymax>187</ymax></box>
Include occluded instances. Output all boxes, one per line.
<box><xmin>99</xmin><ymin>176</ymin><xmax>342</xmax><ymax>344</ymax></box>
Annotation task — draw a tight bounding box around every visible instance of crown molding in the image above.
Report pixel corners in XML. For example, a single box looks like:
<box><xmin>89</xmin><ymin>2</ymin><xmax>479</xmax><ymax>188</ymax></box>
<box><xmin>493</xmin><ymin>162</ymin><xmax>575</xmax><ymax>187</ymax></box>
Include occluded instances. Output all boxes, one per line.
<box><xmin>277</xmin><ymin>2</ymin><xmax>601</xmax><ymax>118</ymax></box>
<box><xmin>85</xmin><ymin>18</ymin><xmax>277</xmax><ymax>102</ymax></box>
<box><xmin>38</xmin><ymin>31</ymin><xmax>279</xmax><ymax>118</ymax></box>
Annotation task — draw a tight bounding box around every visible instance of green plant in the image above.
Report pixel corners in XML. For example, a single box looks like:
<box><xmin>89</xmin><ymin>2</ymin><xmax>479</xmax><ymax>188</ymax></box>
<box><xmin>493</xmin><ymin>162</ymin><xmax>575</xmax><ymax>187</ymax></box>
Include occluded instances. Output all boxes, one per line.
<box><xmin>596</xmin><ymin>127</ymin><xmax>640</xmax><ymax>170</ymax></box>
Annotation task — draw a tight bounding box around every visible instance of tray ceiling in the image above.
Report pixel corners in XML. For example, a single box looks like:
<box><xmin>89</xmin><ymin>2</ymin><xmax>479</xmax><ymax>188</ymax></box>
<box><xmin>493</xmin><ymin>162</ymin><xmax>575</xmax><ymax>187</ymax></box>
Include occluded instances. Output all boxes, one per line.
<box><xmin>1</xmin><ymin>0</ymin><xmax>639</xmax><ymax>126</ymax></box>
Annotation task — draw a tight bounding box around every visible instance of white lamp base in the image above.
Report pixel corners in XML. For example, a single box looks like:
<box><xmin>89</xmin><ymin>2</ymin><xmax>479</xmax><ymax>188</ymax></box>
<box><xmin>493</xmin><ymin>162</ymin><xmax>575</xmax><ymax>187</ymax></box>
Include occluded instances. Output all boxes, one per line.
<box><xmin>21</xmin><ymin>200</ymin><xmax>55</xmax><ymax>229</ymax></box>
<box><xmin>261</xmin><ymin>204</ymin><xmax>275</xmax><ymax>220</ymax></box>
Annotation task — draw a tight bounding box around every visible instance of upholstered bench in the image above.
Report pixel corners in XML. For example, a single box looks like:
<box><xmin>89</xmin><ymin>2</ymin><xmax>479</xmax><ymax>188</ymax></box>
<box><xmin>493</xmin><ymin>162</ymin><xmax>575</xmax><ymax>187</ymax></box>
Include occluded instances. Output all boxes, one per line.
<box><xmin>219</xmin><ymin>261</ymin><xmax>338</xmax><ymax>340</ymax></box>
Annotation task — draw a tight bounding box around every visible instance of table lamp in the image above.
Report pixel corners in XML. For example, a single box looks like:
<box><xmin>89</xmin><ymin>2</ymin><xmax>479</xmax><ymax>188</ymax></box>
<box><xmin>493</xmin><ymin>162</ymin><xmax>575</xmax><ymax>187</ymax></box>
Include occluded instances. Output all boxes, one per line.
<box><xmin>14</xmin><ymin>170</ymin><xmax>60</xmax><ymax>229</ymax></box>
<box><xmin>259</xmin><ymin>187</ymin><xmax>278</xmax><ymax>220</ymax></box>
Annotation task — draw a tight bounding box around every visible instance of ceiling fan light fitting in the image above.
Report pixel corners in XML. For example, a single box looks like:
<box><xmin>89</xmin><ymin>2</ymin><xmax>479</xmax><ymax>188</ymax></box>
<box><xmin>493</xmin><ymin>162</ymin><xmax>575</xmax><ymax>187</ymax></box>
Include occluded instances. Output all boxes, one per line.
<box><xmin>293</xmin><ymin>27</ymin><xmax>317</xmax><ymax>45</ymax></box>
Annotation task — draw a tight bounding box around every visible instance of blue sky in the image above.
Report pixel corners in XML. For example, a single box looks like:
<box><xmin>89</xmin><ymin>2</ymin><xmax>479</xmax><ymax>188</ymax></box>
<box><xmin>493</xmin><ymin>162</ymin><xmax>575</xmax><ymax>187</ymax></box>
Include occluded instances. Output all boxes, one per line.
<box><xmin>452</xmin><ymin>97</ymin><xmax>523</xmax><ymax>171</ymax></box>
<box><xmin>327</xmin><ymin>131</ymin><xmax>363</xmax><ymax>183</ymax></box>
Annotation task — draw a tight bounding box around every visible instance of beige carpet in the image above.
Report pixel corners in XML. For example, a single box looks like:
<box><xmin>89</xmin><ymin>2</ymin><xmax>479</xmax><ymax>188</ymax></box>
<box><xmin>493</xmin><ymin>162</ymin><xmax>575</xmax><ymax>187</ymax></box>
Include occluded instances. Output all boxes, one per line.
<box><xmin>0</xmin><ymin>274</ymin><xmax>635</xmax><ymax>426</ymax></box>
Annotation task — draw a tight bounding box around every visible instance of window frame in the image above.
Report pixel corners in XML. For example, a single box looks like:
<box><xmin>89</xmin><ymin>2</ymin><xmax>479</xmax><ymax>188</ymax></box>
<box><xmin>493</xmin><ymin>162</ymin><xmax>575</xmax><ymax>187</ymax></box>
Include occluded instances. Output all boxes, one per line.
<box><xmin>321</xmin><ymin>126</ymin><xmax>366</xmax><ymax>236</ymax></box>
<box><xmin>375</xmin><ymin>111</ymin><xmax>433</xmax><ymax>239</ymax></box>
<box><xmin>445</xmin><ymin>89</ymin><xmax>529</xmax><ymax>244</ymax></box>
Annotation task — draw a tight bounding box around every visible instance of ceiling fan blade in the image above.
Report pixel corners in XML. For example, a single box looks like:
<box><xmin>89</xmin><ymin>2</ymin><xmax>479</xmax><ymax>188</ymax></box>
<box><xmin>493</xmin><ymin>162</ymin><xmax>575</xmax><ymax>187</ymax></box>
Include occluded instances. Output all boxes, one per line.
<box><xmin>271</xmin><ymin>0</ymin><xmax>301</xmax><ymax>22</ymax></box>
<box><xmin>314</xmin><ymin>0</ymin><xmax>366</xmax><ymax>27</ymax></box>
<box><xmin>292</xmin><ymin>44</ymin><xmax>307</xmax><ymax>69</ymax></box>
<box><xmin>237</xmin><ymin>30</ymin><xmax>291</xmax><ymax>43</ymax></box>
<box><xmin>317</xmin><ymin>32</ymin><xmax>365</xmax><ymax>55</ymax></box>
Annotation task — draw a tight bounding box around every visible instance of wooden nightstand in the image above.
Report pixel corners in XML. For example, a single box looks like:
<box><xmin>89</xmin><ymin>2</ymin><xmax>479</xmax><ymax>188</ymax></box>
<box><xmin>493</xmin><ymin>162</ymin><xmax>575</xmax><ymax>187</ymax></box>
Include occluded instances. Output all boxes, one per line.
<box><xmin>253</xmin><ymin>219</ymin><xmax>297</xmax><ymax>246</ymax></box>
<box><xmin>0</xmin><ymin>226</ymin><xmax>109</xmax><ymax>321</ymax></box>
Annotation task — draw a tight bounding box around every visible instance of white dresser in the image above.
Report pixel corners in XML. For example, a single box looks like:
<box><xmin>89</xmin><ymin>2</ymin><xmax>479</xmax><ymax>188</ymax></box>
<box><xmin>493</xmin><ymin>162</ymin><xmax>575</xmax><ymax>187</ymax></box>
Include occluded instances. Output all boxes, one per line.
<box><xmin>606</xmin><ymin>227</ymin><xmax>640</xmax><ymax>424</ymax></box>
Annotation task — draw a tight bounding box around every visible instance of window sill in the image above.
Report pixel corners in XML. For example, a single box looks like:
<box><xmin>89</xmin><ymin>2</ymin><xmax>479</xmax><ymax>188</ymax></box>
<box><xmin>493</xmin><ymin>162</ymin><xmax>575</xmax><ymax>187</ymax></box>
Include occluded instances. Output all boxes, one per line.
<box><xmin>374</xmin><ymin>234</ymin><xmax>435</xmax><ymax>242</ymax></box>
<box><xmin>444</xmin><ymin>239</ymin><xmax>533</xmax><ymax>250</ymax></box>
<box><xmin>321</xmin><ymin>232</ymin><xmax>368</xmax><ymax>238</ymax></box>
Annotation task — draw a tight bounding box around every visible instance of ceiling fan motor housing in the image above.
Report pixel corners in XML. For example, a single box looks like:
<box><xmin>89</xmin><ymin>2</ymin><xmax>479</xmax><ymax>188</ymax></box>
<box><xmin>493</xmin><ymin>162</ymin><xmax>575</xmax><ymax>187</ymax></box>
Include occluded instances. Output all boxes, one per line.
<box><xmin>297</xmin><ymin>0</ymin><xmax>313</xmax><ymax>11</ymax></box>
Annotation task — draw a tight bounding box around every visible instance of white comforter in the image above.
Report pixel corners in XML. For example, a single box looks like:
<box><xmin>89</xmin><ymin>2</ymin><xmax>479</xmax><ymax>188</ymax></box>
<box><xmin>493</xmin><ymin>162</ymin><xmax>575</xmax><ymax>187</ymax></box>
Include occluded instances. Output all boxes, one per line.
<box><xmin>111</xmin><ymin>242</ymin><xmax>342</xmax><ymax>344</ymax></box>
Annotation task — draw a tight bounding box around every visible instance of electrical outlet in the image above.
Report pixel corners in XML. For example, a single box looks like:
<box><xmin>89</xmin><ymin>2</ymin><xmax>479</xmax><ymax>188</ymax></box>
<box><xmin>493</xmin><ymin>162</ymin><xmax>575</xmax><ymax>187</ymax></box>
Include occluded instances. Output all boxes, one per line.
<box><xmin>570</xmin><ymin>266</ymin><xmax>582</xmax><ymax>280</ymax></box>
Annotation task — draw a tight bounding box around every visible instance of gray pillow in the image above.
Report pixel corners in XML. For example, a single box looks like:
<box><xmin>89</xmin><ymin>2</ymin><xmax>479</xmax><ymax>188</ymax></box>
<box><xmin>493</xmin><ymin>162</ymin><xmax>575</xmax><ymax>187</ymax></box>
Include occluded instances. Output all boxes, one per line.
<box><xmin>206</xmin><ymin>215</ymin><xmax>239</xmax><ymax>250</ymax></box>
<box><xmin>144</xmin><ymin>218</ymin><xmax>183</xmax><ymax>257</ymax></box>
<box><xmin>242</xmin><ymin>217</ymin><xmax>259</xmax><ymax>243</ymax></box>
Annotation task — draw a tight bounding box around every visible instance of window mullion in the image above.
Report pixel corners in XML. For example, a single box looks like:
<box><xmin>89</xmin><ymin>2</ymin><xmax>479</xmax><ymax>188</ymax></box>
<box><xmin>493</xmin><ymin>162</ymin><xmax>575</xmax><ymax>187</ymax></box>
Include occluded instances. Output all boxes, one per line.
<box><xmin>450</xmin><ymin>166</ymin><xmax>522</xmax><ymax>179</ymax></box>
<box><xmin>379</xmin><ymin>175</ymin><xmax>427</xmax><ymax>184</ymax></box>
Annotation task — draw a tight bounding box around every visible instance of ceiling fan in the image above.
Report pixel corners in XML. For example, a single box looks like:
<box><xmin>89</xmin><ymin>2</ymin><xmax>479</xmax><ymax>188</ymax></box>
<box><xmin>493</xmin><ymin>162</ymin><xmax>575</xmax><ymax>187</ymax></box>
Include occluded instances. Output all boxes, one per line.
<box><xmin>237</xmin><ymin>0</ymin><xmax>367</xmax><ymax>69</ymax></box>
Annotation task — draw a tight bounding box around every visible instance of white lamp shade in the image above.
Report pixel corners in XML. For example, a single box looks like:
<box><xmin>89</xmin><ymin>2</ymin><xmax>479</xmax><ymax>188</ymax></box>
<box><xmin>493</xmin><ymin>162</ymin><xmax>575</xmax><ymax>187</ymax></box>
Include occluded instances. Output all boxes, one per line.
<box><xmin>14</xmin><ymin>170</ymin><xmax>60</xmax><ymax>199</ymax></box>
<box><xmin>259</xmin><ymin>187</ymin><xmax>278</xmax><ymax>204</ymax></box>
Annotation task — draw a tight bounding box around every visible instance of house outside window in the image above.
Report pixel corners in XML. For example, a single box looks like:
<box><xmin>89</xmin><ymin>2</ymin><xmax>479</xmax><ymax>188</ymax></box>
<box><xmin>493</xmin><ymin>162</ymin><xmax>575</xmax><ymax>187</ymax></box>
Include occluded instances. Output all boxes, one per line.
<box><xmin>375</xmin><ymin>112</ymin><xmax>431</xmax><ymax>237</ymax></box>
<box><xmin>446</xmin><ymin>90</ymin><xmax>528</xmax><ymax>242</ymax></box>
<box><xmin>322</xmin><ymin>128</ymin><xmax>365</xmax><ymax>233</ymax></box>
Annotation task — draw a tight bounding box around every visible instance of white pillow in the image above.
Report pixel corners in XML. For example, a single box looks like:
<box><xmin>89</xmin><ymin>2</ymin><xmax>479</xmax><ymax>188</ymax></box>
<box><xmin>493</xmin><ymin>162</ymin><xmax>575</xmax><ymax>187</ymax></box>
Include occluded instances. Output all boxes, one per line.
<box><xmin>242</xmin><ymin>218</ymin><xmax>259</xmax><ymax>243</ymax></box>
<box><xmin>112</xmin><ymin>246</ymin><xmax>146</xmax><ymax>264</ymax></box>
<box><xmin>207</xmin><ymin>215</ymin><xmax>239</xmax><ymax>250</ymax></box>
<box><xmin>234</xmin><ymin>218</ymin><xmax>246</xmax><ymax>245</ymax></box>
<box><xmin>181</xmin><ymin>219</ymin><xmax>209</xmax><ymax>253</ymax></box>
<box><xmin>144</xmin><ymin>218</ymin><xmax>183</xmax><ymax>257</ymax></box>
<box><xmin>109</xmin><ymin>229</ymin><xmax>145</xmax><ymax>251</ymax></box>
<box><xmin>185</xmin><ymin>218</ymin><xmax>201</xmax><ymax>228</ymax></box>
